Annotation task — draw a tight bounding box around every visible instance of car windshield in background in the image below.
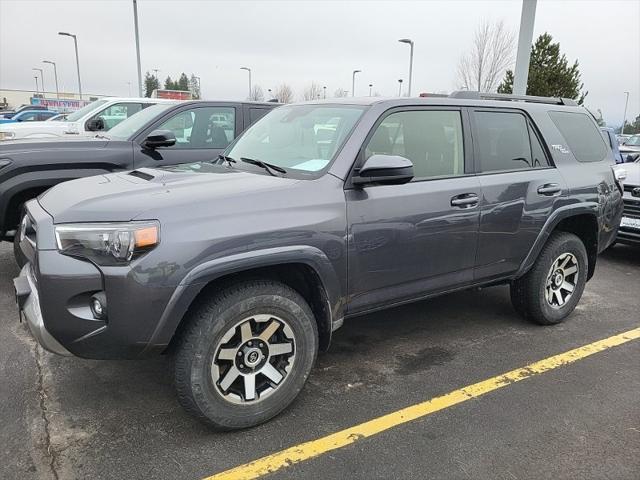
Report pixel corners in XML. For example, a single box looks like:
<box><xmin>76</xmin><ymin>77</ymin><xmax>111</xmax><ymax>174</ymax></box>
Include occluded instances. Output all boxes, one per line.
<box><xmin>107</xmin><ymin>103</ymin><xmax>176</xmax><ymax>140</ymax></box>
<box><xmin>625</xmin><ymin>136</ymin><xmax>640</xmax><ymax>146</ymax></box>
<box><xmin>225</xmin><ymin>104</ymin><xmax>366</xmax><ymax>175</ymax></box>
<box><xmin>65</xmin><ymin>99</ymin><xmax>109</xmax><ymax>122</ymax></box>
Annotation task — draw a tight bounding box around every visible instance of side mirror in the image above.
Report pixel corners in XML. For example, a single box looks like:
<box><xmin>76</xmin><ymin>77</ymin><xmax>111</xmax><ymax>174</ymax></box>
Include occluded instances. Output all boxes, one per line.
<box><xmin>86</xmin><ymin>118</ymin><xmax>105</xmax><ymax>131</ymax></box>
<box><xmin>143</xmin><ymin>129</ymin><xmax>176</xmax><ymax>149</ymax></box>
<box><xmin>352</xmin><ymin>154</ymin><xmax>414</xmax><ymax>186</ymax></box>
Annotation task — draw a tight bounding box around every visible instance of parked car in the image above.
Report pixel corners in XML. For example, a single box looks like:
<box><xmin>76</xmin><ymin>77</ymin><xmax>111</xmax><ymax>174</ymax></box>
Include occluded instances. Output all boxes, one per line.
<box><xmin>0</xmin><ymin>100</ymin><xmax>278</xmax><ymax>251</ymax></box>
<box><xmin>0</xmin><ymin>97</ymin><xmax>173</xmax><ymax>141</ymax></box>
<box><xmin>616</xmin><ymin>158</ymin><xmax>640</xmax><ymax>246</ymax></box>
<box><xmin>0</xmin><ymin>109</ymin><xmax>58</xmax><ymax>124</ymax></box>
<box><xmin>0</xmin><ymin>104</ymin><xmax>50</xmax><ymax>119</ymax></box>
<box><xmin>601</xmin><ymin>127</ymin><xmax>624</xmax><ymax>163</ymax></box>
<box><xmin>616</xmin><ymin>134</ymin><xmax>632</xmax><ymax>145</ymax></box>
<box><xmin>14</xmin><ymin>92</ymin><xmax>622</xmax><ymax>429</ymax></box>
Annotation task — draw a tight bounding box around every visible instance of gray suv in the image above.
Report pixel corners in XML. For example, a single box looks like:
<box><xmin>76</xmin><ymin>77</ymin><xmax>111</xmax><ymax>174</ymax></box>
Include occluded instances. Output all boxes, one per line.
<box><xmin>14</xmin><ymin>93</ymin><xmax>623</xmax><ymax>429</ymax></box>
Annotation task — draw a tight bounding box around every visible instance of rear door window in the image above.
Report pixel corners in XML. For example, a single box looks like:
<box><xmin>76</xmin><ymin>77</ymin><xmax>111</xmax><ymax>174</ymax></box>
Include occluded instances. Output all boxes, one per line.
<box><xmin>549</xmin><ymin>111</ymin><xmax>607</xmax><ymax>162</ymax></box>
<box><xmin>474</xmin><ymin>111</ymin><xmax>548</xmax><ymax>172</ymax></box>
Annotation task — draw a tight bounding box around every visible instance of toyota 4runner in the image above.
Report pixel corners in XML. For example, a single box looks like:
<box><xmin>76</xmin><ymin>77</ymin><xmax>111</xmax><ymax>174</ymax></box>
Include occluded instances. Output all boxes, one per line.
<box><xmin>14</xmin><ymin>92</ymin><xmax>623</xmax><ymax>429</ymax></box>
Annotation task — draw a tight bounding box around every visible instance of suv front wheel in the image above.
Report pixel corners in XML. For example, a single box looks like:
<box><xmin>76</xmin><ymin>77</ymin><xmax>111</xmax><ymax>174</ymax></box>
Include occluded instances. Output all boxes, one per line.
<box><xmin>174</xmin><ymin>280</ymin><xmax>318</xmax><ymax>430</ymax></box>
<box><xmin>511</xmin><ymin>232</ymin><xmax>588</xmax><ymax>325</ymax></box>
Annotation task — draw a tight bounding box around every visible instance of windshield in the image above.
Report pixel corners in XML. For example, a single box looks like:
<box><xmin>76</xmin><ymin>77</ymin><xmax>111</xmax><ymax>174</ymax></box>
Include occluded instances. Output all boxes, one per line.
<box><xmin>625</xmin><ymin>136</ymin><xmax>640</xmax><ymax>146</ymax></box>
<box><xmin>225</xmin><ymin>104</ymin><xmax>366</xmax><ymax>175</ymax></box>
<box><xmin>107</xmin><ymin>103</ymin><xmax>176</xmax><ymax>140</ymax></box>
<box><xmin>65</xmin><ymin>99</ymin><xmax>109</xmax><ymax>122</ymax></box>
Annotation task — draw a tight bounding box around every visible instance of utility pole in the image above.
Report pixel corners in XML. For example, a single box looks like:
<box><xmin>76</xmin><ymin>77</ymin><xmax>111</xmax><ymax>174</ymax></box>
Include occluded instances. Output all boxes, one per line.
<box><xmin>133</xmin><ymin>0</ymin><xmax>143</xmax><ymax>97</ymax></box>
<box><xmin>513</xmin><ymin>0</ymin><xmax>537</xmax><ymax>95</ymax></box>
<box><xmin>59</xmin><ymin>32</ymin><xmax>82</xmax><ymax>99</ymax></box>
<box><xmin>240</xmin><ymin>67</ymin><xmax>251</xmax><ymax>99</ymax></box>
<box><xmin>33</xmin><ymin>68</ymin><xmax>44</xmax><ymax>95</ymax></box>
<box><xmin>398</xmin><ymin>79</ymin><xmax>403</xmax><ymax>97</ymax></box>
<box><xmin>398</xmin><ymin>39</ymin><xmax>414</xmax><ymax>96</ymax></box>
<box><xmin>43</xmin><ymin>60</ymin><xmax>59</xmax><ymax>99</ymax></box>
<box><xmin>34</xmin><ymin>76</ymin><xmax>39</xmax><ymax>96</ymax></box>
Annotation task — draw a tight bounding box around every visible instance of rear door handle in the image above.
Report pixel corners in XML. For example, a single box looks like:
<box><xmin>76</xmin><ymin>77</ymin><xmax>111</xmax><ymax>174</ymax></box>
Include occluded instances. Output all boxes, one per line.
<box><xmin>537</xmin><ymin>183</ymin><xmax>562</xmax><ymax>196</ymax></box>
<box><xmin>451</xmin><ymin>193</ymin><xmax>479</xmax><ymax>208</ymax></box>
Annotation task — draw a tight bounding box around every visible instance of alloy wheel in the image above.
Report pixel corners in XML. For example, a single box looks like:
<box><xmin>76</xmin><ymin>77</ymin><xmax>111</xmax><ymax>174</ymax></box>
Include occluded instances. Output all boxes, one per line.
<box><xmin>211</xmin><ymin>314</ymin><xmax>296</xmax><ymax>404</ymax></box>
<box><xmin>544</xmin><ymin>252</ymin><xmax>579</xmax><ymax>309</ymax></box>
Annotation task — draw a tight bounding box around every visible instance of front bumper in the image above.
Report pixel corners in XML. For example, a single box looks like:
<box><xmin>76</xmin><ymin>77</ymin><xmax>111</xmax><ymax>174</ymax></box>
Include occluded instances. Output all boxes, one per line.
<box><xmin>14</xmin><ymin>264</ymin><xmax>72</xmax><ymax>356</ymax></box>
<box><xmin>14</xmin><ymin>199</ymin><xmax>178</xmax><ymax>359</ymax></box>
<box><xmin>617</xmin><ymin>195</ymin><xmax>640</xmax><ymax>246</ymax></box>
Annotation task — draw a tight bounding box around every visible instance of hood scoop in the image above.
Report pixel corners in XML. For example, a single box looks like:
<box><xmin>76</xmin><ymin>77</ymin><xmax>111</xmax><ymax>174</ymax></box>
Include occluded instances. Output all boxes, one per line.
<box><xmin>128</xmin><ymin>170</ymin><xmax>156</xmax><ymax>181</ymax></box>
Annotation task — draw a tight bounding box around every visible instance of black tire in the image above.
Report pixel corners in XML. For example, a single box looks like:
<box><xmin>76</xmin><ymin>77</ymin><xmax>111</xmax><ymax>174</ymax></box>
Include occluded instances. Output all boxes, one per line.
<box><xmin>13</xmin><ymin>208</ymin><xmax>27</xmax><ymax>269</ymax></box>
<box><xmin>510</xmin><ymin>232</ymin><xmax>588</xmax><ymax>325</ymax></box>
<box><xmin>174</xmin><ymin>280</ymin><xmax>318</xmax><ymax>430</ymax></box>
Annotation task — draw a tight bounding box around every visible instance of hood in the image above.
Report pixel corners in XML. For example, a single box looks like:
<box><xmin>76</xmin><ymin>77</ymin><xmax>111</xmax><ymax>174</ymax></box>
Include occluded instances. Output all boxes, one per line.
<box><xmin>0</xmin><ymin>120</ymin><xmax>80</xmax><ymax>136</ymax></box>
<box><xmin>0</xmin><ymin>135</ymin><xmax>109</xmax><ymax>153</ymax></box>
<box><xmin>38</xmin><ymin>163</ymin><xmax>301</xmax><ymax>223</ymax></box>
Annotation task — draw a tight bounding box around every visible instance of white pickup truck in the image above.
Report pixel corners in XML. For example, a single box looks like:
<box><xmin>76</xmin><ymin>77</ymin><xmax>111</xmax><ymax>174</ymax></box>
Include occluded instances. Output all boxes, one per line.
<box><xmin>0</xmin><ymin>97</ymin><xmax>174</xmax><ymax>141</ymax></box>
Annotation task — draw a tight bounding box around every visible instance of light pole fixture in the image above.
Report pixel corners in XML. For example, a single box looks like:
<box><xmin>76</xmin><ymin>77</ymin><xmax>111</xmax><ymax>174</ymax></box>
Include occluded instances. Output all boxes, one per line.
<box><xmin>369</xmin><ymin>84</ymin><xmax>373</xmax><ymax>96</ymax></box>
<box><xmin>132</xmin><ymin>0</ymin><xmax>143</xmax><ymax>97</ymax></box>
<box><xmin>398</xmin><ymin>79</ymin><xmax>403</xmax><ymax>97</ymax></box>
<box><xmin>352</xmin><ymin>70</ymin><xmax>361</xmax><ymax>97</ymax></box>
<box><xmin>398</xmin><ymin>39</ymin><xmax>414</xmax><ymax>96</ymax></box>
<box><xmin>34</xmin><ymin>76</ymin><xmax>39</xmax><ymax>95</ymax></box>
<box><xmin>323</xmin><ymin>86</ymin><xmax>327</xmax><ymax>99</ymax></box>
<box><xmin>240</xmin><ymin>67</ymin><xmax>252</xmax><ymax>99</ymax></box>
<box><xmin>58</xmin><ymin>32</ymin><xmax>82</xmax><ymax>99</ymax></box>
<box><xmin>621</xmin><ymin>91</ymin><xmax>630</xmax><ymax>135</ymax></box>
<box><xmin>33</xmin><ymin>68</ymin><xmax>44</xmax><ymax>96</ymax></box>
<box><xmin>43</xmin><ymin>60</ymin><xmax>59</xmax><ymax>99</ymax></box>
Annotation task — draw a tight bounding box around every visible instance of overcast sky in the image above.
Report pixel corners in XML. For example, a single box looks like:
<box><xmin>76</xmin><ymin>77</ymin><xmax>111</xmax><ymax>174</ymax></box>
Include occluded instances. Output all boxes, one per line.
<box><xmin>1</xmin><ymin>0</ymin><xmax>638</xmax><ymax>125</ymax></box>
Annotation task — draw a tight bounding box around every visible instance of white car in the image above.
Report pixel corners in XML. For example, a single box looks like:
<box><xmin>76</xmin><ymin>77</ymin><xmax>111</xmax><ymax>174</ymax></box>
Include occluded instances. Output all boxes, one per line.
<box><xmin>0</xmin><ymin>97</ymin><xmax>174</xmax><ymax>141</ymax></box>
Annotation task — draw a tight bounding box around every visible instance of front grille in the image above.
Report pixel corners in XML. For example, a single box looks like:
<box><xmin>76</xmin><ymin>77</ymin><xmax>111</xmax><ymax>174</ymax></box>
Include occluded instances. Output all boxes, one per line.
<box><xmin>622</xmin><ymin>198</ymin><xmax>640</xmax><ymax>218</ymax></box>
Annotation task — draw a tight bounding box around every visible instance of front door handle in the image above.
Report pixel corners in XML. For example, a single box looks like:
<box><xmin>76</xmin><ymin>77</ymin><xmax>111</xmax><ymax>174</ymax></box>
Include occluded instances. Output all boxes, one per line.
<box><xmin>451</xmin><ymin>193</ymin><xmax>479</xmax><ymax>208</ymax></box>
<box><xmin>537</xmin><ymin>183</ymin><xmax>562</xmax><ymax>196</ymax></box>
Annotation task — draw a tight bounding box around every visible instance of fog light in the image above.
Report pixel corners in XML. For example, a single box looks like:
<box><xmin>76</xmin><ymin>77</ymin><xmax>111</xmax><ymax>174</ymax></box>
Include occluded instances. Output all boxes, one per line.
<box><xmin>90</xmin><ymin>292</ymin><xmax>107</xmax><ymax>320</ymax></box>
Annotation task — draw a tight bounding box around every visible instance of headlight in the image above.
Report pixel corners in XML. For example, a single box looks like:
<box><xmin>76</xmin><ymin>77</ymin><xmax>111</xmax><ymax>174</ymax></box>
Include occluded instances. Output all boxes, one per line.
<box><xmin>0</xmin><ymin>131</ymin><xmax>15</xmax><ymax>141</ymax></box>
<box><xmin>55</xmin><ymin>221</ymin><xmax>160</xmax><ymax>265</ymax></box>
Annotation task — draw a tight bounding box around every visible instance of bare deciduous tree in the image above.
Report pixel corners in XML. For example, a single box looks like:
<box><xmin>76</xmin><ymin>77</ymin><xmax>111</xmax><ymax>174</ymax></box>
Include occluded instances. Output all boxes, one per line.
<box><xmin>249</xmin><ymin>85</ymin><xmax>264</xmax><ymax>101</ymax></box>
<box><xmin>333</xmin><ymin>88</ymin><xmax>349</xmax><ymax>98</ymax></box>
<box><xmin>302</xmin><ymin>82</ymin><xmax>323</xmax><ymax>101</ymax></box>
<box><xmin>273</xmin><ymin>83</ymin><xmax>294</xmax><ymax>103</ymax></box>
<box><xmin>457</xmin><ymin>20</ymin><xmax>514</xmax><ymax>92</ymax></box>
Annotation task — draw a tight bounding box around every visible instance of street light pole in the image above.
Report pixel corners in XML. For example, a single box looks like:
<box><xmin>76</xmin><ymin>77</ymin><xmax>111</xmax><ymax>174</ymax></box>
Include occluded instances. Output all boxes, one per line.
<box><xmin>398</xmin><ymin>38</ymin><xmax>414</xmax><ymax>96</ymax></box>
<box><xmin>240</xmin><ymin>67</ymin><xmax>251</xmax><ymax>99</ymax></box>
<box><xmin>369</xmin><ymin>84</ymin><xmax>373</xmax><ymax>96</ymax></box>
<box><xmin>398</xmin><ymin>79</ymin><xmax>403</xmax><ymax>97</ymax></box>
<box><xmin>43</xmin><ymin>60</ymin><xmax>59</xmax><ymax>99</ymax></box>
<box><xmin>513</xmin><ymin>0</ymin><xmax>537</xmax><ymax>95</ymax></box>
<box><xmin>132</xmin><ymin>0</ymin><xmax>143</xmax><ymax>97</ymax></box>
<box><xmin>58</xmin><ymin>32</ymin><xmax>82</xmax><ymax>99</ymax></box>
<box><xmin>33</xmin><ymin>68</ymin><xmax>44</xmax><ymax>96</ymax></box>
<box><xmin>34</xmin><ymin>76</ymin><xmax>39</xmax><ymax>96</ymax></box>
<box><xmin>352</xmin><ymin>70</ymin><xmax>361</xmax><ymax>97</ymax></box>
<box><xmin>621</xmin><ymin>91</ymin><xmax>630</xmax><ymax>135</ymax></box>
<box><xmin>323</xmin><ymin>86</ymin><xmax>327</xmax><ymax>99</ymax></box>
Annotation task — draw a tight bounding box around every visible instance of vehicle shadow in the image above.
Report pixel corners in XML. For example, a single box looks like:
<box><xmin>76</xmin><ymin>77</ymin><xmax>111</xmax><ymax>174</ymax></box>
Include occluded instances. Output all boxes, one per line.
<box><xmin>600</xmin><ymin>243</ymin><xmax>640</xmax><ymax>267</ymax></box>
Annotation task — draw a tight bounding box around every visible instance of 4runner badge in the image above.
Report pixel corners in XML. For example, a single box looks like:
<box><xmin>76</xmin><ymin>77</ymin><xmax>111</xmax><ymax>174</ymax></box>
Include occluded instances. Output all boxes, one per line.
<box><xmin>633</xmin><ymin>187</ymin><xmax>640</xmax><ymax>198</ymax></box>
<box><xmin>551</xmin><ymin>144</ymin><xmax>570</xmax><ymax>154</ymax></box>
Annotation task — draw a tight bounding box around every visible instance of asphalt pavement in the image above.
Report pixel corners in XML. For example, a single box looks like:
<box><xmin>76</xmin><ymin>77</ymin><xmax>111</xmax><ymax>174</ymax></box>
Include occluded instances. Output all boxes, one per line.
<box><xmin>1</xmin><ymin>242</ymin><xmax>638</xmax><ymax>480</ymax></box>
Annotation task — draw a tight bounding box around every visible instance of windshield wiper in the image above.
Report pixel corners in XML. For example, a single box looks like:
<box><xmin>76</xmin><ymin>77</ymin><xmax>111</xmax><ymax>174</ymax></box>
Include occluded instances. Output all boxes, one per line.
<box><xmin>240</xmin><ymin>157</ymin><xmax>287</xmax><ymax>176</ymax></box>
<box><xmin>216</xmin><ymin>154</ymin><xmax>236</xmax><ymax>166</ymax></box>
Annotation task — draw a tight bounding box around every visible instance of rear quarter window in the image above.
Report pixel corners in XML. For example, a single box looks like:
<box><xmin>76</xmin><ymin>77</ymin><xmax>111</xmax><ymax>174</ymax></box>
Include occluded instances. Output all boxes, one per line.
<box><xmin>548</xmin><ymin>111</ymin><xmax>607</xmax><ymax>162</ymax></box>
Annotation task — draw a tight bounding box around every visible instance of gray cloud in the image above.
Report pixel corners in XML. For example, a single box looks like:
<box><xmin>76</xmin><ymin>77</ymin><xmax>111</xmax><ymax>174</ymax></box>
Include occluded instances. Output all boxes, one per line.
<box><xmin>1</xmin><ymin>0</ymin><xmax>638</xmax><ymax>125</ymax></box>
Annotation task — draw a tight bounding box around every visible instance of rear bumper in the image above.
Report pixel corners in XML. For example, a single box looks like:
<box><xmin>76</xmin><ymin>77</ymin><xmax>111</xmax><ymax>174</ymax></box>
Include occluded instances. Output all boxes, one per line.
<box><xmin>14</xmin><ymin>264</ymin><xmax>72</xmax><ymax>356</ymax></box>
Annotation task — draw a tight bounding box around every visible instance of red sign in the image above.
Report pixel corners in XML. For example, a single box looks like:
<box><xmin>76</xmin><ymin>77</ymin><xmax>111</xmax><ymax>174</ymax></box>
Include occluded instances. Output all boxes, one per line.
<box><xmin>152</xmin><ymin>89</ymin><xmax>192</xmax><ymax>100</ymax></box>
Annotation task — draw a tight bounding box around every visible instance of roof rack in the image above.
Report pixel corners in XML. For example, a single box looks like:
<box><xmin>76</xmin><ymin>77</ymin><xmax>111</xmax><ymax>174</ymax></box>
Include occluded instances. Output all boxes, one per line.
<box><xmin>449</xmin><ymin>90</ymin><xmax>578</xmax><ymax>107</ymax></box>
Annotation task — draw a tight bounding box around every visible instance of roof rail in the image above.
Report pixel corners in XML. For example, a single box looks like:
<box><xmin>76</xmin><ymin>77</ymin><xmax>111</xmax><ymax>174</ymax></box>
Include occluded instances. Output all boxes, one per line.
<box><xmin>449</xmin><ymin>90</ymin><xmax>578</xmax><ymax>107</ymax></box>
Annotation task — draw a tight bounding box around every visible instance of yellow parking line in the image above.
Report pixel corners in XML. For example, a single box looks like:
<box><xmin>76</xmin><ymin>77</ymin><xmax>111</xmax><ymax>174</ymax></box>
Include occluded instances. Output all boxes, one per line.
<box><xmin>205</xmin><ymin>327</ymin><xmax>640</xmax><ymax>480</ymax></box>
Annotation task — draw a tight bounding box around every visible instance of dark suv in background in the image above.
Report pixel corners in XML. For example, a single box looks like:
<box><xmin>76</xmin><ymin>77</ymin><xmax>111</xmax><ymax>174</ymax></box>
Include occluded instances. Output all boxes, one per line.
<box><xmin>14</xmin><ymin>92</ymin><xmax>623</xmax><ymax>429</ymax></box>
<box><xmin>0</xmin><ymin>100</ymin><xmax>278</xmax><ymax>259</ymax></box>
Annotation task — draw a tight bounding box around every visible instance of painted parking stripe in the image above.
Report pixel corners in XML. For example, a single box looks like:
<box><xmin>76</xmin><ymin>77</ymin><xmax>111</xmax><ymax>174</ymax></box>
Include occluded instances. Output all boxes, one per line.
<box><xmin>205</xmin><ymin>327</ymin><xmax>640</xmax><ymax>480</ymax></box>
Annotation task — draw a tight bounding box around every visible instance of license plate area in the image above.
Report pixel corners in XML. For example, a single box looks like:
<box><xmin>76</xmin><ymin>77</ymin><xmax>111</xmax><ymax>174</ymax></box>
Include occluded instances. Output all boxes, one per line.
<box><xmin>620</xmin><ymin>216</ymin><xmax>640</xmax><ymax>230</ymax></box>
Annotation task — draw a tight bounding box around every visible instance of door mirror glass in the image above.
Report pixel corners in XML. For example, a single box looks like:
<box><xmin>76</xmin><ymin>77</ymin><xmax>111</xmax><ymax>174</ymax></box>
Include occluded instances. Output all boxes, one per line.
<box><xmin>86</xmin><ymin>118</ymin><xmax>105</xmax><ymax>131</ymax></box>
<box><xmin>143</xmin><ymin>129</ymin><xmax>177</xmax><ymax>149</ymax></box>
<box><xmin>353</xmin><ymin>154</ymin><xmax>414</xmax><ymax>185</ymax></box>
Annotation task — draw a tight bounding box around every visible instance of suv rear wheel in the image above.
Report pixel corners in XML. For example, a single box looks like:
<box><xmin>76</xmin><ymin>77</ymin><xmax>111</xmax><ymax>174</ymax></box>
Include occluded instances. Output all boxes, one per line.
<box><xmin>510</xmin><ymin>232</ymin><xmax>588</xmax><ymax>325</ymax></box>
<box><xmin>174</xmin><ymin>280</ymin><xmax>318</xmax><ymax>430</ymax></box>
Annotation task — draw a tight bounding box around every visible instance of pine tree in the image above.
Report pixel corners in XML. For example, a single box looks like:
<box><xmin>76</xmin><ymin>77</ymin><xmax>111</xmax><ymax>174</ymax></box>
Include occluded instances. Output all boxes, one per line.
<box><xmin>143</xmin><ymin>71</ymin><xmax>159</xmax><ymax>98</ymax></box>
<box><xmin>497</xmin><ymin>33</ymin><xmax>587</xmax><ymax>104</ymax></box>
